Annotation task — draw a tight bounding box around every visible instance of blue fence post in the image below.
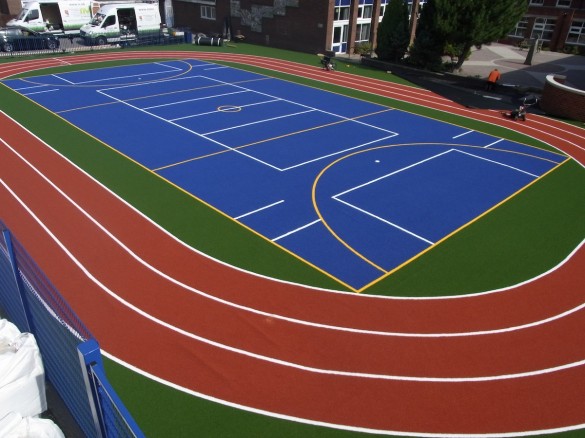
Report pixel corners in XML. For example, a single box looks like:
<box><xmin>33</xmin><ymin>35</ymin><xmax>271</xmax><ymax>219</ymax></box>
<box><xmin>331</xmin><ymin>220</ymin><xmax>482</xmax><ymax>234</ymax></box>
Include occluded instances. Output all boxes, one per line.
<box><xmin>2</xmin><ymin>228</ymin><xmax>32</xmax><ymax>332</ymax></box>
<box><xmin>78</xmin><ymin>339</ymin><xmax>106</xmax><ymax>438</ymax></box>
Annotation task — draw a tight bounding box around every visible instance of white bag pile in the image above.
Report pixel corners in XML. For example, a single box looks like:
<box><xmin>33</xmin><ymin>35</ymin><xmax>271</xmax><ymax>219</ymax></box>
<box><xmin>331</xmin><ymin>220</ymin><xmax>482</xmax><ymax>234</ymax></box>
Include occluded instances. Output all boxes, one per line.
<box><xmin>0</xmin><ymin>318</ymin><xmax>64</xmax><ymax>437</ymax></box>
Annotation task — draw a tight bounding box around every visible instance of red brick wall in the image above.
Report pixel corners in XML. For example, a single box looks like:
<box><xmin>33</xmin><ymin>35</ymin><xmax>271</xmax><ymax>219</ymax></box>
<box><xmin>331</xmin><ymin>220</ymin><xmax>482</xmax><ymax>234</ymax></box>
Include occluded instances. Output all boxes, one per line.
<box><xmin>171</xmin><ymin>0</ymin><xmax>333</xmax><ymax>54</ymax></box>
<box><xmin>540</xmin><ymin>75</ymin><xmax>585</xmax><ymax>122</ymax></box>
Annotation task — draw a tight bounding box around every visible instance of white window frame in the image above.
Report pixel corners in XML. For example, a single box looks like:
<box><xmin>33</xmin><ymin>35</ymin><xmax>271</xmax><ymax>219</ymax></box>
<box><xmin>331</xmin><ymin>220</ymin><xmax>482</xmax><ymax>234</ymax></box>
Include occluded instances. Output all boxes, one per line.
<box><xmin>509</xmin><ymin>17</ymin><xmax>529</xmax><ymax>38</ymax></box>
<box><xmin>531</xmin><ymin>17</ymin><xmax>556</xmax><ymax>41</ymax></box>
<box><xmin>201</xmin><ymin>5</ymin><xmax>215</xmax><ymax>20</ymax></box>
<box><xmin>529</xmin><ymin>0</ymin><xmax>544</xmax><ymax>5</ymax></box>
<box><xmin>556</xmin><ymin>0</ymin><xmax>571</xmax><ymax>7</ymax></box>
<box><xmin>566</xmin><ymin>20</ymin><xmax>585</xmax><ymax>45</ymax></box>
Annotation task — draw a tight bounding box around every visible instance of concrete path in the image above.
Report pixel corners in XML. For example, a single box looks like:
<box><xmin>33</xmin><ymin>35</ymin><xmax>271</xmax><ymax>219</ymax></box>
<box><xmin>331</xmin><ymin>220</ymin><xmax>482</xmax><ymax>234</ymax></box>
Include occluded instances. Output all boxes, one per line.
<box><xmin>459</xmin><ymin>43</ymin><xmax>585</xmax><ymax>91</ymax></box>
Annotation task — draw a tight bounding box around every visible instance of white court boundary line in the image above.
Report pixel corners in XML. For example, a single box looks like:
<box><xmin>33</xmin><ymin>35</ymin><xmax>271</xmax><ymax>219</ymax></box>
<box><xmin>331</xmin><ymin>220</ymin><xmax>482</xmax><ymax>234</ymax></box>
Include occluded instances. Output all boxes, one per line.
<box><xmin>1</xmin><ymin>131</ymin><xmax>585</xmax><ymax>340</ymax></box>
<box><xmin>97</xmin><ymin>72</ymin><xmax>399</xmax><ymax>172</ymax></box>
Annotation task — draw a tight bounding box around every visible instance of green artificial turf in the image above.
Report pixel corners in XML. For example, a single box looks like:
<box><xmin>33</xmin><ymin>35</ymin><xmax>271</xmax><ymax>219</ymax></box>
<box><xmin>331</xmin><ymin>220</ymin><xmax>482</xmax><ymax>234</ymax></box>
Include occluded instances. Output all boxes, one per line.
<box><xmin>104</xmin><ymin>356</ymin><xmax>585</xmax><ymax>438</ymax></box>
<box><xmin>2</xmin><ymin>44</ymin><xmax>584</xmax><ymax>437</ymax></box>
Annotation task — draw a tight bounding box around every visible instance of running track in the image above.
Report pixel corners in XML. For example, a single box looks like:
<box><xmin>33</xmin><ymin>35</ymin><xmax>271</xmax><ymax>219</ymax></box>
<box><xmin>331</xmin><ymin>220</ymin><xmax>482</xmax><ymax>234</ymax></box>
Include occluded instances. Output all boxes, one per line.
<box><xmin>1</xmin><ymin>52</ymin><xmax>584</xmax><ymax>436</ymax></box>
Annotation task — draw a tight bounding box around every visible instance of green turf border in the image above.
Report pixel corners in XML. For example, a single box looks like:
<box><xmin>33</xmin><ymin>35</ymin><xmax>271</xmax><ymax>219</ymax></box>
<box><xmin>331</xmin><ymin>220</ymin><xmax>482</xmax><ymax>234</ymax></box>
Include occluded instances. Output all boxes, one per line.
<box><xmin>2</xmin><ymin>46</ymin><xmax>585</xmax><ymax>437</ymax></box>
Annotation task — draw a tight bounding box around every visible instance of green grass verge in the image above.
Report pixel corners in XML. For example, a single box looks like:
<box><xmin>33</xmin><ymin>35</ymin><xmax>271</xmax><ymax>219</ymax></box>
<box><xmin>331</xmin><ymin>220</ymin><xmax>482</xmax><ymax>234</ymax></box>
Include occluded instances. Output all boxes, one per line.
<box><xmin>104</xmin><ymin>356</ymin><xmax>585</xmax><ymax>438</ymax></box>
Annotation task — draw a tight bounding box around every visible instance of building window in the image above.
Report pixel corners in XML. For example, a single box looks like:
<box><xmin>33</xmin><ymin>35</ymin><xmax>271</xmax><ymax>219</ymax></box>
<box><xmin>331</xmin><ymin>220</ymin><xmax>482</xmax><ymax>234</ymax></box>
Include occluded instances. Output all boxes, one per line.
<box><xmin>556</xmin><ymin>0</ymin><xmax>571</xmax><ymax>7</ymax></box>
<box><xmin>355</xmin><ymin>23</ymin><xmax>371</xmax><ymax>42</ymax></box>
<box><xmin>201</xmin><ymin>5</ymin><xmax>215</xmax><ymax>20</ymax></box>
<box><xmin>334</xmin><ymin>6</ymin><xmax>350</xmax><ymax>21</ymax></box>
<box><xmin>358</xmin><ymin>5</ymin><xmax>373</xmax><ymax>19</ymax></box>
<box><xmin>509</xmin><ymin>17</ymin><xmax>528</xmax><ymax>38</ymax></box>
<box><xmin>529</xmin><ymin>0</ymin><xmax>544</xmax><ymax>5</ymax></box>
<box><xmin>566</xmin><ymin>20</ymin><xmax>585</xmax><ymax>45</ymax></box>
<box><xmin>531</xmin><ymin>17</ymin><xmax>556</xmax><ymax>41</ymax></box>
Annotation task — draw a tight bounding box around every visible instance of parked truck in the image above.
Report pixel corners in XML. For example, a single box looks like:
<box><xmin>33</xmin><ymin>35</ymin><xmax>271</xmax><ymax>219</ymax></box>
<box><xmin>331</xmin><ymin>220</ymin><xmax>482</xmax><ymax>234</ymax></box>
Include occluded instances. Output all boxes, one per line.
<box><xmin>6</xmin><ymin>0</ymin><xmax>157</xmax><ymax>35</ymax></box>
<box><xmin>79</xmin><ymin>2</ymin><xmax>161</xmax><ymax>46</ymax></box>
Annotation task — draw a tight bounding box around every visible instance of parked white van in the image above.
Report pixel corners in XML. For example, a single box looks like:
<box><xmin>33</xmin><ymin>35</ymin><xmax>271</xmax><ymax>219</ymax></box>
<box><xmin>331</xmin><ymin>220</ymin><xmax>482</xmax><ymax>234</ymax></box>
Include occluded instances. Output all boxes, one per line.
<box><xmin>7</xmin><ymin>0</ymin><xmax>93</xmax><ymax>34</ymax></box>
<box><xmin>79</xmin><ymin>2</ymin><xmax>161</xmax><ymax>45</ymax></box>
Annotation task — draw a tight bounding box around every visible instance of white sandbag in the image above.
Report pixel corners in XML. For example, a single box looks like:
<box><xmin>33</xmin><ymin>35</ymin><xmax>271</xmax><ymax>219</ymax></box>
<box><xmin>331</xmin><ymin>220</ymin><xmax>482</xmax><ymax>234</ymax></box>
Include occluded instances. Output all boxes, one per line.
<box><xmin>0</xmin><ymin>412</ymin><xmax>65</xmax><ymax>438</ymax></box>
<box><xmin>0</xmin><ymin>333</ymin><xmax>47</xmax><ymax>418</ymax></box>
<box><xmin>0</xmin><ymin>319</ymin><xmax>21</xmax><ymax>354</ymax></box>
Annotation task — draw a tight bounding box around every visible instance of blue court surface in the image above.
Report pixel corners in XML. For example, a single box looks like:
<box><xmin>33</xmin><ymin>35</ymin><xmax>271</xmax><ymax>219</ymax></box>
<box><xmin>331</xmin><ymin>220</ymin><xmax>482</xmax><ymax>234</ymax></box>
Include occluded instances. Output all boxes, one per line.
<box><xmin>2</xmin><ymin>59</ymin><xmax>567</xmax><ymax>290</ymax></box>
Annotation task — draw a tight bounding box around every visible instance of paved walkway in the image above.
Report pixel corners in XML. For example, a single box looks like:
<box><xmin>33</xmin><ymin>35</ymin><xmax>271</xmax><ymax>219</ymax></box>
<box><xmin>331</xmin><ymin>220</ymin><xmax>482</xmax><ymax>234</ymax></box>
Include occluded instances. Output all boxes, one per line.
<box><xmin>458</xmin><ymin>43</ymin><xmax>585</xmax><ymax>91</ymax></box>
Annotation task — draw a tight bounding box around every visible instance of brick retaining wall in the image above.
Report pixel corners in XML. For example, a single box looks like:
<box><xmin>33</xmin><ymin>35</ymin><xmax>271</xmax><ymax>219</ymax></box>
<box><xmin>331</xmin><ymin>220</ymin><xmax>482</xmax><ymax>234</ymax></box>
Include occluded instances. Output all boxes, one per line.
<box><xmin>540</xmin><ymin>74</ymin><xmax>585</xmax><ymax>122</ymax></box>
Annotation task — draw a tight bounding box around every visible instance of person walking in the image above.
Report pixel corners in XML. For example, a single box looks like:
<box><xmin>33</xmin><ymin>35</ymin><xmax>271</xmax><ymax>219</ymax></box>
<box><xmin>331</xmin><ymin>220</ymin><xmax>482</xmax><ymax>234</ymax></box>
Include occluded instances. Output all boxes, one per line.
<box><xmin>485</xmin><ymin>68</ymin><xmax>501</xmax><ymax>91</ymax></box>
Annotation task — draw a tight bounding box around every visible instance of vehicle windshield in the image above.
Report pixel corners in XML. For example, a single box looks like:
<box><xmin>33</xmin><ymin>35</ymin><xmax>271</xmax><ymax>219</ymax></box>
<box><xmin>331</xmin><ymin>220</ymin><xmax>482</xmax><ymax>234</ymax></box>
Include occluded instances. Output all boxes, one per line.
<box><xmin>91</xmin><ymin>13</ymin><xmax>106</xmax><ymax>26</ymax></box>
<box><xmin>15</xmin><ymin>8</ymin><xmax>29</xmax><ymax>20</ymax></box>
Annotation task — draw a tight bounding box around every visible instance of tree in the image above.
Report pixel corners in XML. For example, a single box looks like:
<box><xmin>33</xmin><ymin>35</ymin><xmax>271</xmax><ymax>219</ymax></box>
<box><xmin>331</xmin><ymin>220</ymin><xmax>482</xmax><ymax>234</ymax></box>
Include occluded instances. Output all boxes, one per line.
<box><xmin>375</xmin><ymin>0</ymin><xmax>410</xmax><ymax>62</ymax></box>
<box><xmin>409</xmin><ymin>0</ymin><xmax>528</xmax><ymax>71</ymax></box>
<box><xmin>408</xmin><ymin>0</ymin><xmax>446</xmax><ymax>70</ymax></box>
<box><xmin>447</xmin><ymin>0</ymin><xmax>528</xmax><ymax>71</ymax></box>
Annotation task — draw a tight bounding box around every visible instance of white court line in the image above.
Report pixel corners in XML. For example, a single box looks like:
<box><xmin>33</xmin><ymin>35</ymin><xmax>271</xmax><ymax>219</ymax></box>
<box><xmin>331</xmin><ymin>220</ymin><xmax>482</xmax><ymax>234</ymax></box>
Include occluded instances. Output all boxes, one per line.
<box><xmin>200</xmin><ymin>75</ymin><xmax>399</xmax><ymax>136</ymax></box>
<box><xmin>52</xmin><ymin>74</ymin><xmax>75</xmax><ymax>84</ymax></box>
<box><xmin>22</xmin><ymin>89</ymin><xmax>60</xmax><ymax>96</ymax></box>
<box><xmin>272</xmin><ymin>219</ymin><xmax>321</xmax><ymax>242</ymax></box>
<box><xmin>454</xmin><ymin>149</ymin><xmax>539</xmax><ymax>178</ymax></box>
<box><xmin>203</xmin><ymin>109</ymin><xmax>316</xmax><ymax>135</ymax></box>
<box><xmin>8</xmin><ymin>83</ymin><xmax>51</xmax><ymax>92</ymax></box>
<box><xmin>484</xmin><ymin>138</ymin><xmax>505</xmax><ymax>148</ymax></box>
<box><xmin>2</xmin><ymin>114</ymin><xmax>584</xmax><ymax>339</ymax></box>
<box><xmin>334</xmin><ymin>149</ymin><xmax>453</xmax><ymax>199</ymax></box>
<box><xmin>143</xmin><ymin>89</ymin><xmax>248</xmax><ymax>110</ymax></box>
<box><xmin>331</xmin><ymin>147</ymin><xmax>539</xmax><ymax>246</ymax></box>
<box><xmin>281</xmin><ymin>133</ymin><xmax>399</xmax><ymax>172</ymax></box>
<box><xmin>96</xmin><ymin>88</ymin><xmax>282</xmax><ymax>171</ymax></box>
<box><xmin>234</xmin><ymin>200</ymin><xmax>285</xmax><ymax>220</ymax></box>
<box><xmin>333</xmin><ymin>197</ymin><xmax>434</xmax><ymax>245</ymax></box>
<box><xmin>452</xmin><ymin>130</ymin><xmax>473</xmax><ymax>139</ymax></box>
<box><xmin>172</xmin><ymin>98</ymin><xmax>281</xmax><ymax>123</ymax></box>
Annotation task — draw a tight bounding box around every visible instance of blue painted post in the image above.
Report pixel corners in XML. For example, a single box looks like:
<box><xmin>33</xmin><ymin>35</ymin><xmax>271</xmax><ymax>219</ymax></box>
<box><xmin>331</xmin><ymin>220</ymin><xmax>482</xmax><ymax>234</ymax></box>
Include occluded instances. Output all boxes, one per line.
<box><xmin>2</xmin><ymin>228</ymin><xmax>32</xmax><ymax>332</ymax></box>
<box><xmin>77</xmin><ymin>339</ymin><xmax>105</xmax><ymax>438</ymax></box>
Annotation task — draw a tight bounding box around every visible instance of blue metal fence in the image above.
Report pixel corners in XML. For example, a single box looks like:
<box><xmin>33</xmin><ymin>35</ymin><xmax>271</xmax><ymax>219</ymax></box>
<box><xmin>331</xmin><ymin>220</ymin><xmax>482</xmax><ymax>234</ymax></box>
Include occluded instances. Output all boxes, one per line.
<box><xmin>0</xmin><ymin>219</ymin><xmax>143</xmax><ymax>438</ymax></box>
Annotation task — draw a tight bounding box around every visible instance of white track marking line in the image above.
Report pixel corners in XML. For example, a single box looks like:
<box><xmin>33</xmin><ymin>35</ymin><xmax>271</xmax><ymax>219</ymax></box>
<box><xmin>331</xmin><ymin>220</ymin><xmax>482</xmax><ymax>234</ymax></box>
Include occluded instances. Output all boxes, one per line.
<box><xmin>1</xmin><ymin>132</ymin><xmax>584</xmax><ymax>339</ymax></box>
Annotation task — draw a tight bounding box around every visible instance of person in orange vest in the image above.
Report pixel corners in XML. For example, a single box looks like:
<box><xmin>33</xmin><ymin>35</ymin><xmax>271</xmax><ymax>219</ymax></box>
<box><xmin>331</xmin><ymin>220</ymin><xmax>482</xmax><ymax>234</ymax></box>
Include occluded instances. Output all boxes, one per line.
<box><xmin>485</xmin><ymin>68</ymin><xmax>501</xmax><ymax>91</ymax></box>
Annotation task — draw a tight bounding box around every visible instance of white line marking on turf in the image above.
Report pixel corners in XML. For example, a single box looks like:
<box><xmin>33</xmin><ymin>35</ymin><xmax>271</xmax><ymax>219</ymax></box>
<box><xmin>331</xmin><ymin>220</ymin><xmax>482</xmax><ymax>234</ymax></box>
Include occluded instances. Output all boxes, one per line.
<box><xmin>104</xmin><ymin>350</ymin><xmax>585</xmax><ymax>437</ymax></box>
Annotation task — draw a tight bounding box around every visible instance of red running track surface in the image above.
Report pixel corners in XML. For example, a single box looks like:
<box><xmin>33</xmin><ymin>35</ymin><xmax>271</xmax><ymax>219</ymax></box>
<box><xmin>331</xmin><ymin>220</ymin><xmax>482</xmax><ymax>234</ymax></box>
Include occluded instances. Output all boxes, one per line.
<box><xmin>0</xmin><ymin>52</ymin><xmax>584</xmax><ymax>436</ymax></box>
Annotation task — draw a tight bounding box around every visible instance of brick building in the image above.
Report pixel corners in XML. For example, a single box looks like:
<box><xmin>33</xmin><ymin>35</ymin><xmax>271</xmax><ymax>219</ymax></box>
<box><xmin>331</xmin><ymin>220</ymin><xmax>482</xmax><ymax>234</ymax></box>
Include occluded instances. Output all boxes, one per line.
<box><xmin>171</xmin><ymin>0</ymin><xmax>585</xmax><ymax>55</ymax></box>
<box><xmin>0</xmin><ymin>0</ymin><xmax>21</xmax><ymax>26</ymax></box>
<box><xmin>506</xmin><ymin>0</ymin><xmax>585</xmax><ymax>52</ymax></box>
